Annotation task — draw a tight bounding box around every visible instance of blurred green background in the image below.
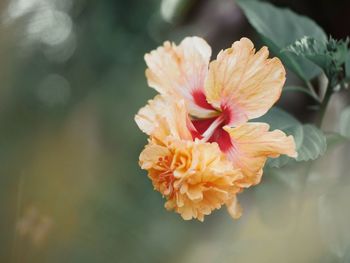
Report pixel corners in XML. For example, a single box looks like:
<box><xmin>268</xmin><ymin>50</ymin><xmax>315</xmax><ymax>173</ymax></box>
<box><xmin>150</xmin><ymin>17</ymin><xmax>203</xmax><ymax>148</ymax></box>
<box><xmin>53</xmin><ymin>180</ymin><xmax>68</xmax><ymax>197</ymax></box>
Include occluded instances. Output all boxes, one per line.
<box><xmin>1</xmin><ymin>0</ymin><xmax>350</xmax><ymax>262</ymax></box>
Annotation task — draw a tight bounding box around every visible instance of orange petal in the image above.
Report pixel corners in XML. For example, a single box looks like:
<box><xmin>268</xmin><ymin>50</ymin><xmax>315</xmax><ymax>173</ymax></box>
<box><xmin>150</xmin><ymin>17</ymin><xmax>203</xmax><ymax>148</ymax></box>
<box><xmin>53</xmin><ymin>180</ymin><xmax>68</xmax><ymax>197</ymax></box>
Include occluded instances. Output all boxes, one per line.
<box><xmin>205</xmin><ymin>38</ymin><xmax>286</xmax><ymax>123</ymax></box>
<box><xmin>139</xmin><ymin>143</ymin><xmax>171</xmax><ymax>170</ymax></box>
<box><xmin>145</xmin><ymin>37</ymin><xmax>217</xmax><ymax>118</ymax></box>
<box><xmin>224</xmin><ymin>122</ymin><xmax>297</xmax><ymax>187</ymax></box>
<box><xmin>140</xmin><ymin>137</ymin><xmax>243</xmax><ymax>221</ymax></box>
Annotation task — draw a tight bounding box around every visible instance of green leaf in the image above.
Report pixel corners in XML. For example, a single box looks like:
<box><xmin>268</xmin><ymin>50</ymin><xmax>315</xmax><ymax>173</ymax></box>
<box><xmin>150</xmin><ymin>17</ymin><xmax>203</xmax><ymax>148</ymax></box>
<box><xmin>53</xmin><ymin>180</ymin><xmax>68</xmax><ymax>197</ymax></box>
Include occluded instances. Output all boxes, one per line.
<box><xmin>339</xmin><ymin>107</ymin><xmax>350</xmax><ymax>138</ymax></box>
<box><xmin>236</xmin><ymin>0</ymin><xmax>327</xmax><ymax>46</ymax></box>
<box><xmin>236</xmin><ymin>0</ymin><xmax>327</xmax><ymax>81</ymax></box>
<box><xmin>256</xmin><ymin>107</ymin><xmax>299</xmax><ymax>130</ymax></box>
<box><xmin>296</xmin><ymin>124</ymin><xmax>327</xmax><ymax>161</ymax></box>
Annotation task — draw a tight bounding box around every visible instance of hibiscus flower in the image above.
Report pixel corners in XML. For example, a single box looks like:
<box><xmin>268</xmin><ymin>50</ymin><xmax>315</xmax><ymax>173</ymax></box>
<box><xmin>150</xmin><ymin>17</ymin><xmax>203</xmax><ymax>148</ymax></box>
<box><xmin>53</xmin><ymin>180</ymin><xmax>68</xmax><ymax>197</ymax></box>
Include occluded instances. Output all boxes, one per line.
<box><xmin>136</xmin><ymin>37</ymin><xmax>297</xmax><ymax>221</ymax></box>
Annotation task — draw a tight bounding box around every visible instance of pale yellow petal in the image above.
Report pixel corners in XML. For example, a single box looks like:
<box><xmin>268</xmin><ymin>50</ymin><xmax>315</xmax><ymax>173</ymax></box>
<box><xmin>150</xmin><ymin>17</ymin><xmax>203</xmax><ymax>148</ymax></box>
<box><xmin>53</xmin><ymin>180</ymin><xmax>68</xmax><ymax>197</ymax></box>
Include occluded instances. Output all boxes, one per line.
<box><xmin>135</xmin><ymin>95</ymin><xmax>192</xmax><ymax>141</ymax></box>
<box><xmin>135</xmin><ymin>95</ymin><xmax>168</xmax><ymax>135</ymax></box>
<box><xmin>205</xmin><ymin>38</ymin><xmax>286</xmax><ymax>122</ymax></box>
<box><xmin>224</xmin><ymin>122</ymin><xmax>296</xmax><ymax>187</ymax></box>
<box><xmin>145</xmin><ymin>37</ymin><xmax>217</xmax><ymax>118</ymax></box>
<box><xmin>226</xmin><ymin>195</ymin><xmax>242</xmax><ymax>219</ymax></box>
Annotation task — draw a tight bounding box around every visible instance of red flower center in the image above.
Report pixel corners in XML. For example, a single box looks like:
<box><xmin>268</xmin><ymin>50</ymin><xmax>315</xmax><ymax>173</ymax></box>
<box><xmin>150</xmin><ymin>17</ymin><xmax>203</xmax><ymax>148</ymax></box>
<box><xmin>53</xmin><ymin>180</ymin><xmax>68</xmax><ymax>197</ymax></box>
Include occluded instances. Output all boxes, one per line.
<box><xmin>192</xmin><ymin>89</ymin><xmax>215</xmax><ymax>110</ymax></box>
<box><xmin>190</xmin><ymin>101</ymin><xmax>234</xmax><ymax>152</ymax></box>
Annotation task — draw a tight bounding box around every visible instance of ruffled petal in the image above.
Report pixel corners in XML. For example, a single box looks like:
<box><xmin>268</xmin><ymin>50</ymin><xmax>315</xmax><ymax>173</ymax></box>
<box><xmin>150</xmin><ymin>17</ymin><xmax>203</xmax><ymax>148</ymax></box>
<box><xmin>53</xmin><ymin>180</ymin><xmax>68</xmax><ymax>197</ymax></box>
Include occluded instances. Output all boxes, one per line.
<box><xmin>140</xmin><ymin>137</ymin><xmax>243</xmax><ymax>221</ymax></box>
<box><xmin>205</xmin><ymin>38</ymin><xmax>286</xmax><ymax>123</ymax></box>
<box><xmin>224</xmin><ymin>122</ymin><xmax>297</xmax><ymax>187</ymax></box>
<box><xmin>135</xmin><ymin>95</ymin><xmax>168</xmax><ymax>135</ymax></box>
<box><xmin>145</xmin><ymin>37</ymin><xmax>217</xmax><ymax>118</ymax></box>
<box><xmin>135</xmin><ymin>95</ymin><xmax>193</xmax><ymax>141</ymax></box>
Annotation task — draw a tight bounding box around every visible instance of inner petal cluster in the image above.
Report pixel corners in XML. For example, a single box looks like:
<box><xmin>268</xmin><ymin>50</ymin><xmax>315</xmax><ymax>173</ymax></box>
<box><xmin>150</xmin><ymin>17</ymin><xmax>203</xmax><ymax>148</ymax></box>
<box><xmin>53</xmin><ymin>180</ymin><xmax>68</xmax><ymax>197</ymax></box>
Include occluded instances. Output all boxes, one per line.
<box><xmin>140</xmin><ymin>138</ymin><xmax>242</xmax><ymax>221</ymax></box>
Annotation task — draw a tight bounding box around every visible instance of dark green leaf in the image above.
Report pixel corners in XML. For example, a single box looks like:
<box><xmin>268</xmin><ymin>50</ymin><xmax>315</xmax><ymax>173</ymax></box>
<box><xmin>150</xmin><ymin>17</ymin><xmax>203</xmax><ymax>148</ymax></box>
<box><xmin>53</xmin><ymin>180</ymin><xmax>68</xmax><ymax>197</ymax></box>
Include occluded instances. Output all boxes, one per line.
<box><xmin>256</xmin><ymin>107</ymin><xmax>299</xmax><ymax>130</ymax></box>
<box><xmin>236</xmin><ymin>0</ymin><xmax>327</xmax><ymax>81</ymax></box>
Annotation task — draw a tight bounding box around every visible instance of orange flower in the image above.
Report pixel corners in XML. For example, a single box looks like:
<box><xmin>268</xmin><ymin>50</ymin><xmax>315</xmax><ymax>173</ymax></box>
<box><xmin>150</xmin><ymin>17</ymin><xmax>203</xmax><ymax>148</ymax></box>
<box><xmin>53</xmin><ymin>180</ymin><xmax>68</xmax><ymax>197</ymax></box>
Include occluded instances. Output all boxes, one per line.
<box><xmin>136</xmin><ymin>96</ymin><xmax>243</xmax><ymax>221</ymax></box>
<box><xmin>136</xmin><ymin>37</ymin><xmax>297</xmax><ymax>221</ymax></box>
<box><xmin>144</xmin><ymin>37</ymin><xmax>296</xmax><ymax>186</ymax></box>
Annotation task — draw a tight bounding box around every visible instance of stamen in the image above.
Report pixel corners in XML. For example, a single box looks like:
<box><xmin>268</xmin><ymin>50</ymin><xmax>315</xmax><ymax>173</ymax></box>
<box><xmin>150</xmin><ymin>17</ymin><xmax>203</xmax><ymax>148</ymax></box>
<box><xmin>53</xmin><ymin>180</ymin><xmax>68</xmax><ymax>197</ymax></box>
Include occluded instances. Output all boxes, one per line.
<box><xmin>201</xmin><ymin>115</ymin><xmax>225</xmax><ymax>142</ymax></box>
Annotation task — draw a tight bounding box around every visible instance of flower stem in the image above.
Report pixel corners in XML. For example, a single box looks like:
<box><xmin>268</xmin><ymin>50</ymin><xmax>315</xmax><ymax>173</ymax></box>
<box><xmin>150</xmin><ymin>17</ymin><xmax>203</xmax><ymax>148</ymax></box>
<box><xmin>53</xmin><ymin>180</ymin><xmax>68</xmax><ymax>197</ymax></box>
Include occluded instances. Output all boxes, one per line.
<box><xmin>316</xmin><ymin>83</ymin><xmax>333</xmax><ymax>128</ymax></box>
